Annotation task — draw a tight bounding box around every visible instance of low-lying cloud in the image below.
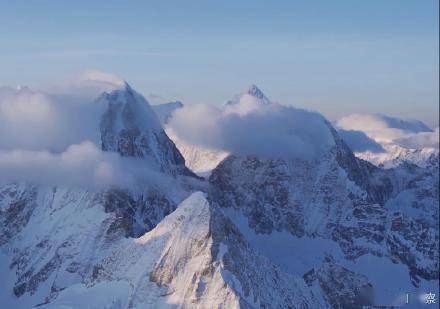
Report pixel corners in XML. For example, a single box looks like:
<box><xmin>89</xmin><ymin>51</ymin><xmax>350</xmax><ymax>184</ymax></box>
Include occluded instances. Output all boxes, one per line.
<box><xmin>0</xmin><ymin>87</ymin><xmax>104</xmax><ymax>152</ymax></box>
<box><xmin>0</xmin><ymin>70</ymin><xmax>175</xmax><ymax>189</ymax></box>
<box><xmin>0</xmin><ymin>141</ymin><xmax>170</xmax><ymax>189</ymax></box>
<box><xmin>337</xmin><ymin>113</ymin><xmax>433</xmax><ymax>143</ymax></box>
<box><xmin>395</xmin><ymin>128</ymin><xmax>439</xmax><ymax>149</ymax></box>
<box><xmin>0</xmin><ymin>70</ymin><xmax>124</xmax><ymax>152</ymax></box>
<box><xmin>169</xmin><ymin>100</ymin><xmax>334</xmax><ymax>160</ymax></box>
<box><xmin>337</xmin><ymin>129</ymin><xmax>385</xmax><ymax>153</ymax></box>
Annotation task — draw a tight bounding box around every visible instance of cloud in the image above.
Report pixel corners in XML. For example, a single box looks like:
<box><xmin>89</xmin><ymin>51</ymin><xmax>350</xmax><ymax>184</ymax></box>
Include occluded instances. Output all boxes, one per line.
<box><xmin>0</xmin><ymin>71</ymin><xmax>178</xmax><ymax>189</ymax></box>
<box><xmin>395</xmin><ymin>128</ymin><xmax>439</xmax><ymax>149</ymax></box>
<box><xmin>337</xmin><ymin>129</ymin><xmax>385</xmax><ymax>153</ymax></box>
<box><xmin>223</xmin><ymin>93</ymin><xmax>269</xmax><ymax>116</ymax></box>
<box><xmin>336</xmin><ymin>113</ymin><xmax>433</xmax><ymax>143</ymax></box>
<box><xmin>169</xmin><ymin>98</ymin><xmax>333</xmax><ymax>160</ymax></box>
<box><xmin>0</xmin><ymin>70</ymin><xmax>131</xmax><ymax>152</ymax></box>
<box><xmin>43</xmin><ymin>69</ymin><xmax>125</xmax><ymax>102</ymax></box>
<box><xmin>0</xmin><ymin>141</ymin><xmax>171</xmax><ymax>189</ymax></box>
<box><xmin>0</xmin><ymin>86</ymin><xmax>107</xmax><ymax>152</ymax></box>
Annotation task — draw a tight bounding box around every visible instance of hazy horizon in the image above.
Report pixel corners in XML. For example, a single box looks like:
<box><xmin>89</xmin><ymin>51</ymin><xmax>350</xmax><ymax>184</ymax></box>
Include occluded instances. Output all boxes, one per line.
<box><xmin>1</xmin><ymin>0</ymin><xmax>438</xmax><ymax>126</ymax></box>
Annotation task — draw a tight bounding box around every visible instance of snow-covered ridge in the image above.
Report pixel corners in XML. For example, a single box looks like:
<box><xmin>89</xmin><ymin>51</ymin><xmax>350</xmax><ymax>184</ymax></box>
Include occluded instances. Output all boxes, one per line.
<box><xmin>1</xmin><ymin>190</ymin><xmax>323</xmax><ymax>308</ymax></box>
<box><xmin>0</xmin><ymin>79</ymin><xmax>438</xmax><ymax>308</ymax></box>
<box><xmin>357</xmin><ymin>143</ymin><xmax>439</xmax><ymax>169</ymax></box>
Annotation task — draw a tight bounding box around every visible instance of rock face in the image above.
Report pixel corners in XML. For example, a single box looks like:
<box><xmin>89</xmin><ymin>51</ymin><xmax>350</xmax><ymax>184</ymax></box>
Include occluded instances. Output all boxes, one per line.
<box><xmin>96</xmin><ymin>84</ymin><xmax>200</xmax><ymax>239</ymax></box>
<box><xmin>1</xmin><ymin>191</ymin><xmax>324</xmax><ymax>308</ymax></box>
<box><xmin>208</xmin><ymin>124</ymin><xmax>439</xmax><ymax>306</ymax></box>
<box><xmin>303</xmin><ymin>256</ymin><xmax>374</xmax><ymax>309</ymax></box>
<box><xmin>0</xmin><ymin>183</ymin><xmax>201</xmax><ymax>307</ymax></box>
<box><xmin>39</xmin><ymin>192</ymin><xmax>323</xmax><ymax>308</ymax></box>
<box><xmin>225</xmin><ymin>84</ymin><xmax>271</xmax><ymax>107</ymax></box>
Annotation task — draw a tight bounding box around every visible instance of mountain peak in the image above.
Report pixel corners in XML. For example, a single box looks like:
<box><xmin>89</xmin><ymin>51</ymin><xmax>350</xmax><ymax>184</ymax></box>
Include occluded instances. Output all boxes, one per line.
<box><xmin>98</xmin><ymin>84</ymin><xmax>195</xmax><ymax>176</ymax></box>
<box><xmin>246</xmin><ymin>84</ymin><xmax>267</xmax><ymax>100</ymax></box>
<box><xmin>223</xmin><ymin>84</ymin><xmax>271</xmax><ymax>112</ymax></box>
<box><xmin>123</xmin><ymin>80</ymin><xmax>132</xmax><ymax>91</ymax></box>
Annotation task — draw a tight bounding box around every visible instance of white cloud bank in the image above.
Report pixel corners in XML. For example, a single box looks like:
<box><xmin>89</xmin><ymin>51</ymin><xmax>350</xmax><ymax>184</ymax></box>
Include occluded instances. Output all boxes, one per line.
<box><xmin>0</xmin><ymin>69</ymin><xmax>130</xmax><ymax>153</ymax></box>
<box><xmin>336</xmin><ymin>113</ymin><xmax>438</xmax><ymax>150</ymax></box>
<box><xmin>169</xmin><ymin>94</ymin><xmax>334</xmax><ymax>160</ymax></box>
<box><xmin>0</xmin><ymin>86</ymin><xmax>107</xmax><ymax>152</ymax></box>
<box><xmin>0</xmin><ymin>70</ymin><xmax>173</xmax><ymax>189</ymax></box>
<box><xmin>0</xmin><ymin>141</ymin><xmax>169</xmax><ymax>189</ymax></box>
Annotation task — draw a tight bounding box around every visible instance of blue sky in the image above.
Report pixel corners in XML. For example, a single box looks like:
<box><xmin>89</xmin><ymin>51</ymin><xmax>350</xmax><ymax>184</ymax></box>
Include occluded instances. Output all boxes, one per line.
<box><xmin>0</xmin><ymin>0</ymin><xmax>438</xmax><ymax>126</ymax></box>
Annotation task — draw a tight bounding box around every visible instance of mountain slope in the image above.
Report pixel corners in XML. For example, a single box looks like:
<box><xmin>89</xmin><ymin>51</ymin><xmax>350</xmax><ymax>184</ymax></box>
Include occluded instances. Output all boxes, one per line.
<box><xmin>1</xmin><ymin>190</ymin><xmax>324</xmax><ymax>308</ymax></box>
<box><xmin>40</xmin><ymin>192</ymin><xmax>323</xmax><ymax>308</ymax></box>
<box><xmin>0</xmin><ymin>84</ymin><xmax>198</xmax><ymax>307</ymax></box>
<box><xmin>208</xmin><ymin>122</ymin><xmax>439</xmax><ymax>306</ymax></box>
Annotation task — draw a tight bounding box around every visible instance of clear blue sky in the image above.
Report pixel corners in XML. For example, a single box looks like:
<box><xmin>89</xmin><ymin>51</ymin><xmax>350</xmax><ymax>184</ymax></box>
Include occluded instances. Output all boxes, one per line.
<box><xmin>1</xmin><ymin>0</ymin><xmax>438</xmax><ymax>126</ymax></box>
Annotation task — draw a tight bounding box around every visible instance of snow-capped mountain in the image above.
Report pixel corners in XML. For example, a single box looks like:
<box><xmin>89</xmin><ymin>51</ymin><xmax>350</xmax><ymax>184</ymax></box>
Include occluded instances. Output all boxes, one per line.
<box><xmin>156</xmin><ymin>85</ymin><xmax>273</xmax><ymax>176</ymax></box>
<box><xmin>225</xmin><ymin>84</ymin><xmax>271</xmax><ymax>105</ymax></box>
<box><xmin>356</xmin><ymin>144</ymin><xmax>439</xmax><ymax>169</ymax></box>
<box><xmin>99</xmin><ymin>83</ymin><xmax>194</xmax><ymax>177</ymax></box>
<box><xmin>0</xmin><ymin>82</ymin><xmax>438</xmax><ymax>308</ymax></box>
<box><xmin>209</xmin><ymin>125</ymin><xmax>439</xmax><ymax>307</ymax></box>
<box><xmin>223</xmin><ymin>84</ymin><xmax>271</xmax><ymax>115</ymax></box>
<box><xmin>40</xmin><ymin>192</ymin><xmax>323</xmax><ymax>308</ymax></box>
<box><xmin>0</xmin><ymin>83</ymin><xmax>199</xmax><ymax>307</ymax></box>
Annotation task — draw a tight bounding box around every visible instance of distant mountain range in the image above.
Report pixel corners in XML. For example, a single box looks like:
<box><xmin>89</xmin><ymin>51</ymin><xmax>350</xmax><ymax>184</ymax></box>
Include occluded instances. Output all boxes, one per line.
<box><xmin>0</xmin><ymin>82</ymin><xmax>438</xmax><ymax>308</ymax></box>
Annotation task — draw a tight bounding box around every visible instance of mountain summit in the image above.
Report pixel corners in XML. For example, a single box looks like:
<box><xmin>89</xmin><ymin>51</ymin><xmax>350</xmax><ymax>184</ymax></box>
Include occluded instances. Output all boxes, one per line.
<box><xmin>225</xmin><ymin>84</ymin><xmax>271</xmax><ymax>109</ymax></box>
<box><xmin>246</xmin><ymin>84</ymin><xmax>270</xmax><ymax>103</ymax></box>
<box><xmin>99</xmin><ymin>83</ymin><xmax>193</xmax><ymax>176</ymax></box>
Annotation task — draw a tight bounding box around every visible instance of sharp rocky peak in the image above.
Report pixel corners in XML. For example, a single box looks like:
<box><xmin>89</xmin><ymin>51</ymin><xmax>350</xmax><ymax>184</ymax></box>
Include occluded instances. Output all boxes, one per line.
<box><xmin>225</xmin><ymin>84</ymin><xmax>271</xmax><ymax>108</ymax></box>
<box><xmin>246</xmin><ymin>84</ymin><xmax>268</xmax><ymax>101</ymax></box>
